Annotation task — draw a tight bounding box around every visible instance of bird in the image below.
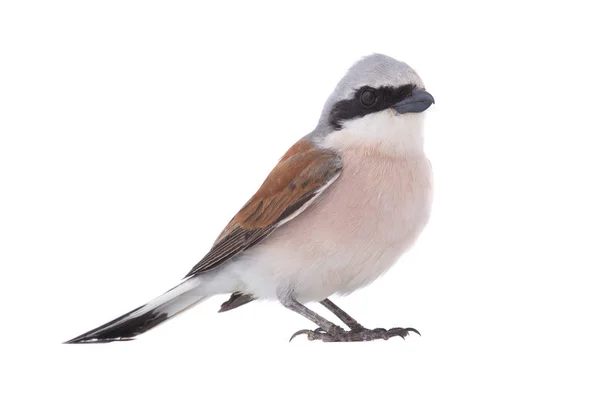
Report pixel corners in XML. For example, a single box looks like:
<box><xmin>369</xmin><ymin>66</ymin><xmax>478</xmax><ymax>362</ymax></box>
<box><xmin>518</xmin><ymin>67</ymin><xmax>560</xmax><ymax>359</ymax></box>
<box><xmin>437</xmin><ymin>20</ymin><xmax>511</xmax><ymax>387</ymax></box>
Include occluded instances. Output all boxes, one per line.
<box><xmin>65</xmin><ymin>53</ymin><xmax>434</xmax><ymax>343</ymax></box>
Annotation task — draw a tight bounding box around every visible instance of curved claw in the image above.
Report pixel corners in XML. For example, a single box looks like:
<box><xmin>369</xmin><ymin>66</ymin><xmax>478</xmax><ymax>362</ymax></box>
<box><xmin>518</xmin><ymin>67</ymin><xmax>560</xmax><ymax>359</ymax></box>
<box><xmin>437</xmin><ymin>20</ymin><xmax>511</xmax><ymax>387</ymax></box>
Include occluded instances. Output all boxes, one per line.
<box><xmin>387</xmin><ymin>327</ymin><xmax>421</xmax><ymax>339</ymax></box>
<box><xmin>289</xmin><ymin>329</ymin><xmax>313</xmax><ymax>342</ymax></box>
<box><xmin>405</xmin><ymin>327</ymin><xmax>421</xmax><ymax>336</ymax></box>
<box><xmin>391</xmin><ymin>328</ymin><xmax>409</xmax><ymax>337</ymax></box>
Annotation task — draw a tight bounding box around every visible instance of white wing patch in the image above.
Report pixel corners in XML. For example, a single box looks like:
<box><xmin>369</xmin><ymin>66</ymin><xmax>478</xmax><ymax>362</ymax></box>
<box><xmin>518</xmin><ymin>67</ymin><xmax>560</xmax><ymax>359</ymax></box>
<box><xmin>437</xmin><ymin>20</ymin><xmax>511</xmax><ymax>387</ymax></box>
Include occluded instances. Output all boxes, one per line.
<box><xmin>275</xmin><ymin>171</ymin><xmax>341</xmax><ymax>227</ymax></box>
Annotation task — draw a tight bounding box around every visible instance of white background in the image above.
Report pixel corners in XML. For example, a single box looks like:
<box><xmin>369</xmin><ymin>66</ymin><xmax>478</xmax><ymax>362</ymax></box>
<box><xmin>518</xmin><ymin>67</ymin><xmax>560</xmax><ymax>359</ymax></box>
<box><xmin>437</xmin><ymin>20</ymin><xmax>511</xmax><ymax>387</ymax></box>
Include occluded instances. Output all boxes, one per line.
<box><xmin>1</xmin><ymin>1</ymin><xmax>599</xmax><ymax>399</ymax></box>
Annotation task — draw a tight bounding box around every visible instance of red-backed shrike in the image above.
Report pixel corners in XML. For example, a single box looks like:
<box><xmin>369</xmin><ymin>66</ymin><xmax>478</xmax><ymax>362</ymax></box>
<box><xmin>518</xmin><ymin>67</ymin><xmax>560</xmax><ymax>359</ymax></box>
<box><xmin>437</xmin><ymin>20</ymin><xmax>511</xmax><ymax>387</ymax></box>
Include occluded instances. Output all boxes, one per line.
<box><xmin>66</xmin><ymin>53</ymin><xmax>434</xmax><ymax>343</ymax></box>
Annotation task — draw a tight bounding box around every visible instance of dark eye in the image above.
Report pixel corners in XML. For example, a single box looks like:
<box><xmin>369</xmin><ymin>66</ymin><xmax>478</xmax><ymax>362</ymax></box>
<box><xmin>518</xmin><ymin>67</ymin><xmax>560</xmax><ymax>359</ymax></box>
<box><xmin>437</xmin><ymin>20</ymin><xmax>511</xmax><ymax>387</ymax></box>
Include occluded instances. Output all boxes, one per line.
<box><xmin>360</xmin><ymin>89</ymin><xmax>377</xmax><ymax>107</ymax></box>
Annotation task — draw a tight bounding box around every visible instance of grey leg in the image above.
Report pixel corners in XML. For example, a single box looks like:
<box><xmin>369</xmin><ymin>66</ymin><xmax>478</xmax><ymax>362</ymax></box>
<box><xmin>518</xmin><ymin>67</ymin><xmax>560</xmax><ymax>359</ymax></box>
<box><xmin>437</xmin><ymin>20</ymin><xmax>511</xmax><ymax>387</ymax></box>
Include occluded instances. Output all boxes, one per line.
<box><xmin>279</xmin><ymin>296</ymin><xmax>344</xmax><ymax>338</ymax></box>
<box><xmin>320</xmin><ymin>298</ymin><xmax>364</xmax><ymax>330</ymax></box>
<box><xmin>282</xmin><ymin>296</ymin><xmax>421</xmax><ymax>342</ymax></box>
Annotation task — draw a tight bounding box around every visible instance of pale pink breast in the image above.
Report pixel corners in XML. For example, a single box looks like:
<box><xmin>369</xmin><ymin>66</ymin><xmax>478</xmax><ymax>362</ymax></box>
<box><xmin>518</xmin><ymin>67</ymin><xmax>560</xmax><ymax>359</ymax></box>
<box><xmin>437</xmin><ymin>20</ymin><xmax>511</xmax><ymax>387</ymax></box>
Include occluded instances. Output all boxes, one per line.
<box><xmin>249</xmin><ymin>149</ymin><xmax>433</xmax><ymax>300</ymax></box>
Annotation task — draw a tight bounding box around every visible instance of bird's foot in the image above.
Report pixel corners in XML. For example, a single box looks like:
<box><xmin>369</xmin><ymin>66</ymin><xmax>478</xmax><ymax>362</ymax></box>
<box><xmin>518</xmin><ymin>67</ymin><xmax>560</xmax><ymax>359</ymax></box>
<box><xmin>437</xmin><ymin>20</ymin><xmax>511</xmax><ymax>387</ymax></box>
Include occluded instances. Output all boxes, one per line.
<box><xmin>289</xmin><ymin>326</ymin><xmax>420</xmax><ymax>342</ymax></box>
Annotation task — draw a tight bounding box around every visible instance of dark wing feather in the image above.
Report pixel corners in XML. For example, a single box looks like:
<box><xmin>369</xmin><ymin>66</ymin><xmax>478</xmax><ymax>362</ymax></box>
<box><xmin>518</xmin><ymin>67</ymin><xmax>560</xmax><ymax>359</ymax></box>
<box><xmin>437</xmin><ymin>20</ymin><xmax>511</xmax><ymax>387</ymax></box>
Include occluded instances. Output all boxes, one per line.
<box><xmin>218</xmin><ymin>292</ymin><xmax>255</xmax><ymax>312</ymax></box>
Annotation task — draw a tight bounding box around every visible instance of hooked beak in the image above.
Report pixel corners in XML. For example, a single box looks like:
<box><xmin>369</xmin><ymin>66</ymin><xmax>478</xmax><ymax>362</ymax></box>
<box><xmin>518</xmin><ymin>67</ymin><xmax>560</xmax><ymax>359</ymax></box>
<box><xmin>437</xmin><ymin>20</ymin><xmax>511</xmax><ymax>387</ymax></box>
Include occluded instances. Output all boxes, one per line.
<box><xmin>392</xmin><ymin>89</ymin><xmax>435</xmax><ymax>115</ymax></box>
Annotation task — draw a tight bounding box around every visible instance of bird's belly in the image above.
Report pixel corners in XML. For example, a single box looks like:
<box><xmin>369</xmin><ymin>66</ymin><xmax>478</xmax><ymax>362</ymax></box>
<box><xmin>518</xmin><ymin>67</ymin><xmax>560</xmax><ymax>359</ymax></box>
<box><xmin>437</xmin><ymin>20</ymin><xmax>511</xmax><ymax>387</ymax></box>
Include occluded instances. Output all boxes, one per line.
<box><xmin>233</xmin><ymin>152</ymin><xmax>433</xmax><ymax>302</ymax></box>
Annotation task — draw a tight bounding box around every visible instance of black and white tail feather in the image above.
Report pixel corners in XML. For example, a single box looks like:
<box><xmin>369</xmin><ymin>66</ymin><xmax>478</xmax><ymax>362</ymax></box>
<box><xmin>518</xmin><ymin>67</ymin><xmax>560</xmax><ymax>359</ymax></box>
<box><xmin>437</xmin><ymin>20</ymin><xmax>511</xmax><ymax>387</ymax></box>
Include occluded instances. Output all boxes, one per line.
<box><xmin>64</xmin><ymin>277</ymin><xmax>206</xmax><ymax>344</ymax></box>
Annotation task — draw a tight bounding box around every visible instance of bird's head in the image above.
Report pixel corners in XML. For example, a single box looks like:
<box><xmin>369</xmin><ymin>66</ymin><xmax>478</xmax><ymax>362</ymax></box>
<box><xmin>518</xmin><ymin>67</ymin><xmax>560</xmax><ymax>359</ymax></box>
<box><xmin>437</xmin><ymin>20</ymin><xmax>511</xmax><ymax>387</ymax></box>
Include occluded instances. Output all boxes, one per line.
<box><xmin>314</xmin><ymin>54</ymin><xmax>434</xmax><ymax>155</ymax></box>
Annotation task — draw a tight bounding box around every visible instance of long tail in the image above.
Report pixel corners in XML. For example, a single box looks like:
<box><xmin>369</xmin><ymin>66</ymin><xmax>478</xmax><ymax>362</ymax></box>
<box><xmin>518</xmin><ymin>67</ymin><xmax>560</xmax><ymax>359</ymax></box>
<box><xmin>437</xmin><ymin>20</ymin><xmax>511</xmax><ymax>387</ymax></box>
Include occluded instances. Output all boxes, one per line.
<box><xmin>64</xmin><ymin>277</ymin><xmax>207</xmax><ymax>344</ymax></box>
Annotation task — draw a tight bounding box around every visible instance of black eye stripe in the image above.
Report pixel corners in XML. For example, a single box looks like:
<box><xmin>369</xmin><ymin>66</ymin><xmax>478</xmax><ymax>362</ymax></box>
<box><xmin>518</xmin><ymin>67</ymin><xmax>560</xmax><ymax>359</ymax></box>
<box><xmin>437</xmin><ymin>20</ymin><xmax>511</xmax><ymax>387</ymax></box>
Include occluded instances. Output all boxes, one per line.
<box><xmin>329</xmin><ymin>84</ymin><xmax>416</xmax><ymax>130</ymax></box>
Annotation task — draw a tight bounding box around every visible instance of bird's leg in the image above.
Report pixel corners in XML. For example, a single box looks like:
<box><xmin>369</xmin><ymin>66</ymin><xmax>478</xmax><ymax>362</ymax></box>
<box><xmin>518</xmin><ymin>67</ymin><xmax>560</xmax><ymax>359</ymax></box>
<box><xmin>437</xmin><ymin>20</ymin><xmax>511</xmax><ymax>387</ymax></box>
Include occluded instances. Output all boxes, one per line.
<box><xmin>319</xmin><ymin>298</ymin><xmax>365</xmax><ymax>331</ymax></box>
<box><xmin>280</xmin><ymin>296</ymin><xmax>345</xmax><ymax>341</ymax></box>
<box><xmin>284</xmin><ymin>296</ymin><xmax>420</xmax><ymax>342</ymax></box>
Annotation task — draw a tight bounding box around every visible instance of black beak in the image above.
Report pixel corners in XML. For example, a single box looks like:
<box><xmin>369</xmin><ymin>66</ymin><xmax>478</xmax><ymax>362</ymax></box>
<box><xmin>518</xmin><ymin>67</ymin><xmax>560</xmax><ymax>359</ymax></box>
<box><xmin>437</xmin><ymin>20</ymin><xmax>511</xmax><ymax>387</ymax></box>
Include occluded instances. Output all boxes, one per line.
<box><xmin>392</xmin><ymin>89</ymin><xmax>435</xmax><ymax>115</ymax></box>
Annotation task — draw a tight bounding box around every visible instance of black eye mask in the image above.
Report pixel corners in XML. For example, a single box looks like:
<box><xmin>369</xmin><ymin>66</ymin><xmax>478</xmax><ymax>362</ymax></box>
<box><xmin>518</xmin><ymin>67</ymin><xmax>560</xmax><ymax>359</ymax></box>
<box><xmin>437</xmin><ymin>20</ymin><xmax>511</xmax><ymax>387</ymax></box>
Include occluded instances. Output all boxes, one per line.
<box><xmin>328</xmin><ymin>84</ymin><xmax>434</xmax><ymax>130</ymax></box>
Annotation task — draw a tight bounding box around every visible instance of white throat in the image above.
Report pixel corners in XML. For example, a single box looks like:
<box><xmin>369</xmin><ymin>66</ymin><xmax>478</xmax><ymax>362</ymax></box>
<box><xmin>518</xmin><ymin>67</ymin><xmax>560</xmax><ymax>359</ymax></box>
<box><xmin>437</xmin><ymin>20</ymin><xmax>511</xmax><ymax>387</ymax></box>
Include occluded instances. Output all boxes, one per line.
<box><xmin>319</xmin><ymin>110</ymin><xmax>425</xmax><ymax>157</ymax></box>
